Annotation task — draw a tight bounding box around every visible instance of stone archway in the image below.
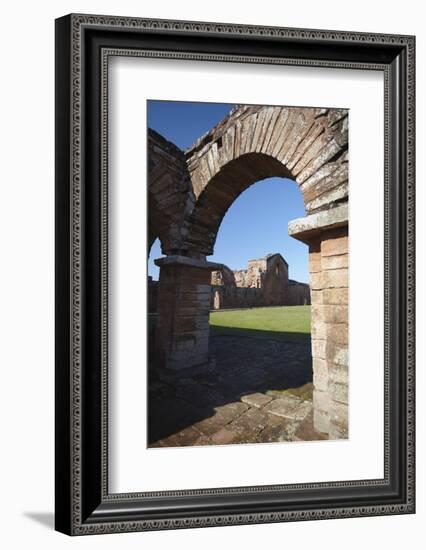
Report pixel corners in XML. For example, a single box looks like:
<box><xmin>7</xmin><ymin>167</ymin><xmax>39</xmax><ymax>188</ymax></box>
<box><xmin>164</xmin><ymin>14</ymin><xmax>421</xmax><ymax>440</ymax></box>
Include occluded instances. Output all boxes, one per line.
<box><xmin>149</xmin><ymin>105</ymin><xmax>349</xmax><ymax>439</ymax></box>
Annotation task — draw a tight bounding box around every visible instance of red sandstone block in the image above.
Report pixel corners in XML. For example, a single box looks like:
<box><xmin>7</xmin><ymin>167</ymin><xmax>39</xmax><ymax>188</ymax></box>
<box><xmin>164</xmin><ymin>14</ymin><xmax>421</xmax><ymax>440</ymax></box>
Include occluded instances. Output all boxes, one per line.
<box><xmin>322</xmin><ymin>254</ymin><xmax>348</xmax><ymax>270</ymax></box>
<box><xmin>321</xmin><ymin>268</ymin><xmax>348</xmax><ymax>289</ymax></box>
<box><xmin>322</xmin><ymin>305</ymin><xmax>348</xmax><ymax>324</ymax></box>
<box><xmin>310</xmin><ymin>272</ymin><xmax>322</xmax><ymax>290</ymax></box>
<box><xmin>321</xmin><ymin>234</ymin><xmax>348</xmax><ymax>257</ymax></box>
<box><xmin>310</xmin><ymin>290</ymin><xmax>323</xmax><ymax>305</ymax></box>
<box><xmin>326</xmin><ymin>324</ymin><xmax>348</xmax><ymax>345</ymax></box>
<box><xmin>322</xmin><ymin>288</ymin><xmax>349</xmax><ymax>305</ymax></box>
<box><xmin>309</xmin><ymin>255</ymin><xmax>322</xmax><ymax>273</ymax></box>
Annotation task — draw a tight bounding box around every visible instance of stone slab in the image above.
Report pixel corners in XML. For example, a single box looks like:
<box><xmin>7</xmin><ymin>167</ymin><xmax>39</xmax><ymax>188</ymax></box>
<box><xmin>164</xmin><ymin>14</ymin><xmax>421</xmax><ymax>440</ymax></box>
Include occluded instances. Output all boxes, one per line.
<box><xmin>292</xmin><ymin>411</ymin><xmax>328</xmax><ymax>441</ymax></box>
<box><xmin>240</xmin><ymin>392</ymin><xmax>274</xmax><ymax>409</ymax></box>
<box><xmin>264</xmin><ymin>395</ymin><xmax>312</xmax><ymax>422</ymax></box>
<box><xmin>154</xmin><ymin>255</ymin><xmax>224</xmax><ymax>270</ymax></box>
<box><xmin>288</xmin><ymin>204</ymin><xmax>348</xmax><ymax>243</ymax></box>
<box><xmin>192</xmin><ymin>401</ymin><xmax>249</xmax><ymax>436</ymax></box>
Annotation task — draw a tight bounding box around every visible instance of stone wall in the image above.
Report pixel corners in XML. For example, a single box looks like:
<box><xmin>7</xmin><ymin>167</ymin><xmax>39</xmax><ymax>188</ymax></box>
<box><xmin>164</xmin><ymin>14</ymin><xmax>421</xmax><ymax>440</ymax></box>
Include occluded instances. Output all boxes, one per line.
<box><xmin>154</xmin><ymin>256</ymin><xmax>221</xmax><ymax>371</ymax></box>
<box><xmin>289</xmin><ymin>205</ymin><xmax>348</xmax><ymax>438</ymax></box>
<box><xmin>148</xmin><ymin>276</ymin><xmax>158</xmax><ymax>314</ymax></box>
<box><xmin>210</xmin><ymin>253</ymin><xmax>310</xmax><ymax>310</ymax></box>
<box><xmin>148</xmin><ymin>105</ymin><xmax>349</xmax><ymax>439</ymax></box>
<box><xmin>287</xmin><ymin>281</ymin><xmax>312</xmax><ymax>306</ymax></box>
<box><xmin>309</xmin><ymin>226</ymin><xmax>349</xmax><ymax>439</ymax></box>
<box><xmin>211</xmin><ymin>286</ymin><xmax>264</xmax><ymax>310</ymax></box>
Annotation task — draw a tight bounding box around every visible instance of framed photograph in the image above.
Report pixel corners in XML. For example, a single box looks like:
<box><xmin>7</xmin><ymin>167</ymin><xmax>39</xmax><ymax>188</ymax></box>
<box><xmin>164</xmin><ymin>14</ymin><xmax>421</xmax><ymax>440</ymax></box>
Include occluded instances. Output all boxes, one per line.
<box><xmin>55</xmin><ymin>14</ymin><xmax>415</xmax><ymax>535</ymax></box>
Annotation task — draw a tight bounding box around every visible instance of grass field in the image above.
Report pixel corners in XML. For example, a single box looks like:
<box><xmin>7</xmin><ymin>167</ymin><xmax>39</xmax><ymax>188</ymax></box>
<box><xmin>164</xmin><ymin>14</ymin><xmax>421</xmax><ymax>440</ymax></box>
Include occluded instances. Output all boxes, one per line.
<box><xmin>209</xmin><ymin>305</ymin><xmax>311</xmax><ymax>343</ymax></box>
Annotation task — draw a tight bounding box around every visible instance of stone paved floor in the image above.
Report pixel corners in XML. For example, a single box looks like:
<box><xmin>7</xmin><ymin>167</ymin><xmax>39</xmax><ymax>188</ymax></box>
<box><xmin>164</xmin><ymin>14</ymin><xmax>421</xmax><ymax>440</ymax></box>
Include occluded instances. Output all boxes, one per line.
<box><xmin>148</xmin><ymin>332</ymin><xmax>327</xmax><ymax>447</ymax></box>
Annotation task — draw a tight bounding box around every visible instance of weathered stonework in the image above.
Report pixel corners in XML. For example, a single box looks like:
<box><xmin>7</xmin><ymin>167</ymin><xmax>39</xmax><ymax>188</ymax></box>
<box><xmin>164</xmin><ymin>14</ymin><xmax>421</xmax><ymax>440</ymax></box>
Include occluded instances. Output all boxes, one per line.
<box><xmin>290</xmin><ymin>222</ymin><xmax>348</xmax><ymax>438</ymax></box>
<box><xmin>148</xmin><ymin>129</ymin><xmax>194</xmax><ymax>255</ymax></box>
<box><xmin>148</xmin><ymin>104</ymin><xmax>349</xmax><ymax>439</ymax></box>
<box><xmin>154</xmin><ymin>256</ymin><xmax>222</xmax><ymax>371</ymax></box>
<box><xmin>210</xmin><ymin>253</ymin><xmax>310</xmax><ymax>309</ymax></box>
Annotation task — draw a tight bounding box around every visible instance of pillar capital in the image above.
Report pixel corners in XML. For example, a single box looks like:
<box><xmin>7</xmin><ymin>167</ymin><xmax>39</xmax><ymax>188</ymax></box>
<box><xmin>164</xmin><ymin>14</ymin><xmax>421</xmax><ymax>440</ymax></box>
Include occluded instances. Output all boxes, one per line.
<box><xmin>154</xmin><ymin>255</ymin><xmax>223</xmax><ymax>271</ymax></box>
<box><xmin>288</xmin><ymin>204</ymin><xmax>348</xmax><ymax>244</ymax></box>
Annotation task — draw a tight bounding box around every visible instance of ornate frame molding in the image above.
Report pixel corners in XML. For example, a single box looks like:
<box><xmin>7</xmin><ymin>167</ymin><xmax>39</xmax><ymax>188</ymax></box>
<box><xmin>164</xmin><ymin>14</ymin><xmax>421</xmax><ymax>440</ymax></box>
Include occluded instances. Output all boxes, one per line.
<box><xmin>55</xmin><ymin>13</ymin><xmax>415</xmax><ymax>535</ymax></box>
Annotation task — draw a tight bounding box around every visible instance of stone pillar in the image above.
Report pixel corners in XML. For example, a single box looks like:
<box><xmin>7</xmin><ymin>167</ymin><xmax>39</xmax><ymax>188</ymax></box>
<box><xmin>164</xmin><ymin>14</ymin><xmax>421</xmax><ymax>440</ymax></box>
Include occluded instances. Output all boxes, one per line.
<box><xmin>289</xmin><ymin>204</ymin><xmax>349</xmax><ymax>439</ymax></box>
<box><xmin>154</xmin><ymin>255</ymin><xmax>223</xmax><ymax>372</ymax></box>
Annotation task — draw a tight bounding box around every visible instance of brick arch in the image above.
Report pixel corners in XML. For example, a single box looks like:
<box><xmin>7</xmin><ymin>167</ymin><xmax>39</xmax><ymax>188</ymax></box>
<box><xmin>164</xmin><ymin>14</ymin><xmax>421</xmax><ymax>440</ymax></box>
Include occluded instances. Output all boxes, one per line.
<box><xmin>148</xmin><ymin>129</ymin><xmax>194</xmax><ymax>254</ymax></box>
<box><xmin>147</xmin><ymin>195</ymin><xmax>167</xmax><ymax>254</ymax></box>
<box><xmin>184</xmin><ymin>105</ymin><xmax>348</xmax><ymax>257</ymax></box>
<box><xmin>150</xmin><ymin>104</ymin><xmax>349</xmax><ymax>440</ymax></box>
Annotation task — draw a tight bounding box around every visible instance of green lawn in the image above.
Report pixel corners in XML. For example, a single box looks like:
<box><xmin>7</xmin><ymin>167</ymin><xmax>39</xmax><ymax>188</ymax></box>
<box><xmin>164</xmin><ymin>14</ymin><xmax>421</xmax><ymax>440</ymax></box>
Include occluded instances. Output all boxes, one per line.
<box><xmin>209</xmin><ymin>305</ymin><xmax>311</xmax><ymax>343</ymax></box>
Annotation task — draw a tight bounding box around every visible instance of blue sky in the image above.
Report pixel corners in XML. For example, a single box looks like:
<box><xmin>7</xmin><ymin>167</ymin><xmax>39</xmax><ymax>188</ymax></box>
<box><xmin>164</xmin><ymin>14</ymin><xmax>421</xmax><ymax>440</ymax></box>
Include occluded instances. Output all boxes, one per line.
<box><xmin>147</xmin><ymin>100</ymin><xmax>309</xmax><ymax>283</ymax></box>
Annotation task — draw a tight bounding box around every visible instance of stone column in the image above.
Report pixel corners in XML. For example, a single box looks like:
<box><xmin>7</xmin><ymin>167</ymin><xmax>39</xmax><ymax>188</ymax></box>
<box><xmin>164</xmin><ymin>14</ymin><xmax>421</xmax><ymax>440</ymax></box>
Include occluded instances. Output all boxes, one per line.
<box><xmin>289</xmin><ymin>204</ymin><xmax>349</xmax><ymax>439</ymax></box>
<box><xmin>154</xmin><ymin>255</ymin><xmax>223</xmax><ymax>372</ymax></box>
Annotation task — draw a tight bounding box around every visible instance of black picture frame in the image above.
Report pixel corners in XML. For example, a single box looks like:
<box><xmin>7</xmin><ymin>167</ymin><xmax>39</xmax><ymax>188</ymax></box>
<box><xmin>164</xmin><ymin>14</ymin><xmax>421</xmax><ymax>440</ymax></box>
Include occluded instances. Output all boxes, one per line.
<box><xmin>55</xmin><ymin>13</ymin><xmax>415</xmax><ymax>535</ymax></box>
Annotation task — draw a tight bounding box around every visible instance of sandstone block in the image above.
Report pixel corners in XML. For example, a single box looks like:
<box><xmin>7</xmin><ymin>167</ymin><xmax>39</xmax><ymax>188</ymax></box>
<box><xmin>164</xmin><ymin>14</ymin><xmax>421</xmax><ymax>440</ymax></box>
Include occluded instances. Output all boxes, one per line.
<box><xmin>287</xmin><ymin>116</ymin><xmax>329</xmax><ymax>171</ymax></box>
<box><xmin>310</xmin><ymin>290</ymin><xmax>323</xmax><ymax>305</ymax></box>
<box><xmin>322</xmin><ymin>305</ymin><xmax>348</xmax><ymax>324</ymax></box>
<box><xmin>228</xmin><ymin>407</ymin><xmax>271</xmax><ymax>438</ymax></box>
<box><xmin>329</xmin><ymin>400</ymin><xmax>348</xmax><ymax>427</ymax></box>
<box><xmin>313</xmin><ymin>409</ymin><xmax>330</xmax><ymax>434</ymax></box>
<box><xmin>264</xmin><ymin>395</ymin><xmax>311</xmax><ymax>422</ymax></box>
<box><xmin>210</xmin><ymin>427</ymin><xmax>237</xmax><ymax>445</ymax></box>
<box><xmin>271</xmin><ymin>110</ymin><xmax>294</xmax><ymax>157</ymax></box>
<box><xmin>312</xmin><ymin>339</ymin><xmax>326</xmax><ymax>359</ymax></box>
<box><xmin>264</xmin><ymin>108</ymin><xmax>289</xmax><ymax>155</ymax></box>
<box><xmin>313</xmin><ymin>372</ymin><xmax>329</xmax><ymax>392</ymax></box>
<box><xmin>329</xmin><ymin>422</ymin><xmax>348</xmax><ymax>440</ymax></box>
<box><xmin>311</xmin><ymin>320</ymin><xmax>326</xmax><ymax>340</ymax></box>
<box><xmin>321</xmin><ymin>234</ymin><xmax>349</xmax><ymax>257</ymax></box>
<box><xmin>241</xmin><ymin>393</ymin><xmax>274</xmax><ymax>409</ymax></box>
<box><xmin>326</xmin><ymin>324</ymin><xmax>348</xmax><ymax>345</ymax></box>
<box><xmin>313</xmin><ymin>357</ymin><xmax>328</xmax><ymax>377</ymax></box>
<box><xmin>321</xmin><ymin>254</ymin><xmax>348</xmax><ymax>270</ymax></box>
<box><xmin>332</xmin><ymin>347</ymin><xmax>349</xmax><ymax>367</ymax></box>
<box><xmin>329</xmin><ymin>381</ymin><xmax>348</xmax><ymax>404</ymax></box>
<box><xmin>313</xmin><ymin>389</ymin><xmax>330</xmax><ymax>413</ymax></box>
<box><xmin>303</xmin><ymin>162</ymin><xmax>348</xmax><ymax>204</ymax></box>
<box><xmin>292</xmin><ymin>127</ymin><xmax>334</xmax><ymax>178</ymax></box>
<box><xmin>194</xmin><ymin>402</ymin><xmax>249</xmax><ymax>436</ymax></box>
<box><xmin>329</xmin><ymin>363</ymin><xmax>348</xmax><ymax>385</ymax></box>
<box><xmin>296</xmin><ymin>138</ymin><xmax>342</xmax><ymax>185</ymax></box>
<box><xmin>309</xmin><ymin>255</ymin><xmax>322</xmax><ymax>273</ymax></box>
<box><xmin>322</xmin><ymin>288</ymin><xmax>348</xmax><ymax>305</ymax></box>
<box><xmin>257</xmin><ymin>107</ymin><xmax>278</xmax><ymax>153</ymax></box>
<box><xmin>293</xmin><ymin>410</ymin><xmax>329</xmax><ymax>441</ymax></box>
<box><xmin>306</xmin><ymin>181</ymin><xmax>348</xmax><ymax>213</ymax></box>
<box><xmin>321</xmin><ymin>268</ymin><xmax>348</xmax><ymax>289</ymax></box>
<box><xmin>175</xmin><ymin>338</ymin><xmax>195</xmax><ymax>351</ymax></box>
<box><xmin>311</xmin><ymin>304</ymin><xmax>325</xmax><ymax>321</ymax></box>
<box><xmin>310</xmin><ymin>272</ymin><xmax>323</xmax><ymax>290</ymax></box>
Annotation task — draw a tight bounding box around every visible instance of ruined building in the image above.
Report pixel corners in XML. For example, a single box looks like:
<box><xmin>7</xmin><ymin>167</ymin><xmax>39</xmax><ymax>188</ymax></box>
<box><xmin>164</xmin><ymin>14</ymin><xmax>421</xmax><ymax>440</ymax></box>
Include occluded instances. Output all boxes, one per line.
<box><xmin>148</xmin><ymin>104</ymin><xmax>349</xmax><ymax>439</ymax></box>
<box><xmin>210</xmin><ymin>253</ymin><xmax>310</xmax><ymax>310</ymax></box>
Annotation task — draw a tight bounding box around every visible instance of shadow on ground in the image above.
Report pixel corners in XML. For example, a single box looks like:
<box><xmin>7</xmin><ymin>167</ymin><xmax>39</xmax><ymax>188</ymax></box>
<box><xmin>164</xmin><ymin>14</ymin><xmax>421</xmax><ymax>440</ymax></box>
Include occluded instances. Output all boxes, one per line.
<box><xmin>209</xmin><ymin>325</ymin><xmax>311</xmax><ymax>343</ymax></box>
<box><xmin>24</xmin><ymin>512</ymin><xmax>54</xmax><ymax>530</ymax></box>
<box><xmin>148</xmin><ymin>325</ymin><xmax>314</xmax><ymax>446</ymax></box>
